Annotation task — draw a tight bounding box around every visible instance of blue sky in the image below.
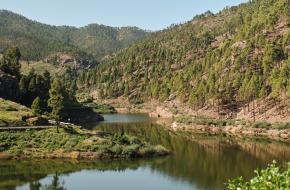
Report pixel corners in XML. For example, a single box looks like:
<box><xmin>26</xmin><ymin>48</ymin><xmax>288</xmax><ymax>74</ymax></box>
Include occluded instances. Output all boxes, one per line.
<box><xmin>0</xmin><ymin>0</ymin><xmax>248</xmax><ymax>30</ymax></box>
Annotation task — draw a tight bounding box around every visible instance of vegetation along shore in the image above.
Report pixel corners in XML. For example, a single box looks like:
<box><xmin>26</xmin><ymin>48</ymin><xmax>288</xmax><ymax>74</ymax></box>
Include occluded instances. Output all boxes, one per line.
<box><xmin>0</xmin><ymin>126</ymin><xmax>169</xmax><ymax>160</ymax></box>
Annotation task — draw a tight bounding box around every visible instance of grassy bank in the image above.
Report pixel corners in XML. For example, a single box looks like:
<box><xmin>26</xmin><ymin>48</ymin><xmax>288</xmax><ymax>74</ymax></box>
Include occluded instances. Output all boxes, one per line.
<box><xmin>0</xmin><ymin>98</ymin><xmax>34</xmax><ymax>127</ymax></box>
<box><xmin>0</xmin><ymin>97</ymin><xmax>104</xmax><ymax>126</ymax></box>
<box><xmin>0</xmin><ymin>126</ymin><xmax>169</xmax><ymax>159</ymax></box>
<box><xmin>20</xmin><ymin>61</ymin><xmax>60</xmax><ymax>76</ymax></box>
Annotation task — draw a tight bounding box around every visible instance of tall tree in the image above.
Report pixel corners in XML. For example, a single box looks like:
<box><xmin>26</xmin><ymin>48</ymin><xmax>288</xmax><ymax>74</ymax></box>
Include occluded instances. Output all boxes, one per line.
<box><xmin>48</xmin><ymin>79</ymin><xmax>65</xmax><ymax>132</ymax></box>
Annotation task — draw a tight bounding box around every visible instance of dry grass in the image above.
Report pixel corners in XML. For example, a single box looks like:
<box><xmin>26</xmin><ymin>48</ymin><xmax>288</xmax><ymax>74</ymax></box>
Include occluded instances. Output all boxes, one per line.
<box><xmin>0</xmin><ymin>98</ymin><xmax>34</xmax><ymax>126</ymax></box>
<box><xmin>20</xmin><ymin>61</ymin><xmax>61</xmax><ymax>76</ymax></box>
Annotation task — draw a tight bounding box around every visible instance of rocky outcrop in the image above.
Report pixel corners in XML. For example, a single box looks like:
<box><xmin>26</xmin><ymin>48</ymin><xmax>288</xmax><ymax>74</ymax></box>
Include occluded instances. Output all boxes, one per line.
<box><xmin>0</xmin><ymin>71</ymin><xmax>20</xmax><ymax>101</ymax></box>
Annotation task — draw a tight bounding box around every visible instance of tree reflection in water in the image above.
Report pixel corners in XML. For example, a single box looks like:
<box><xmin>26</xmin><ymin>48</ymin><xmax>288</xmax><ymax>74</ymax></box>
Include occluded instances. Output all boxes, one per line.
<box><xmin>29</xmin><ymin>173</ymin><xmax>66</xmax><ymax>190</ymax></box>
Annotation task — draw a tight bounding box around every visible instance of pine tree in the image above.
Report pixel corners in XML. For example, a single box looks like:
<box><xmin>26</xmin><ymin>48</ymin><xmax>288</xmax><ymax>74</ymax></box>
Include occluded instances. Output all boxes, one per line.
<box><xmin>189</xmin><ymin>92</ymin><xmax>198</xmax><ymax>110</ymax></box>
<box><xmin>68</xmin><ymin>80</ymin><xmax>77</xmax><ymax>100</ymax></box>
<box><xmin>19</xmin><ymin>76</ymin><xmax>28</xmax><ymax>93</ymax></box>
<box><xmin>43</xmin><ymin>70</ymin><xmax>51</xmax><ymax>87</ymax></box>
<box><xmin>31</xmin><ymin>97</ymin><xmax>43</xmax><ymax>115</ymax></box>
<box><xmin>28</xmin><ymin>76</ymin><xmax>37</xmax><ymax>93</ymax></box>
<box><xmin>279</xmin><ymin>63</ymin><xmax>289</xmax><ymax>104</ymax></box>
<box><xmin>48</xmin><ymin>79</ymin><xmax>65</xmax><ymax>132</ymax></box>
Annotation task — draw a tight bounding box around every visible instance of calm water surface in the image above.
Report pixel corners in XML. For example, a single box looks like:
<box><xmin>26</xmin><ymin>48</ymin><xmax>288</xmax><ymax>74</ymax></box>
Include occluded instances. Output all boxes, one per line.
<box><xmin>1</xmin><ymin>114</ymin><xmax>290</xmax><ymax>190</ymax></box>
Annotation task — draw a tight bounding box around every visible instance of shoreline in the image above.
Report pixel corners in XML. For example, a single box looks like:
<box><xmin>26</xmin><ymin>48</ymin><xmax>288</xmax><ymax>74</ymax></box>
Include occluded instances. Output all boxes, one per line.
<box><xmin>96</xmin><ymin>97</ymin><xmax>290</xmax><ymax>123</ymax></box>
<box><xmin>152</xmin><ymin>116</ymin><xmax>290</xmax><ymax>143</ymax></box>
<box><xmin>0</xmin><ymin>150</ymin><xmax>168</xmax><ymax>160</ymax></box>
<box><xmin>169</xmin><ymin>122</ymin><xmax>290</xmax><ymax>143</ymax></box>
<box><xmin>97</xmin><ymin>98</ymin><xmax>290</xmax><ymax>142</ymax></box>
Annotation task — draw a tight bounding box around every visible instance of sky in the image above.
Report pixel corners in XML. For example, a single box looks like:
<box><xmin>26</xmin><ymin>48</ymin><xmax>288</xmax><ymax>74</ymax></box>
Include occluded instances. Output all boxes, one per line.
<box><xmin>0</xmin><ymin>0</ymin><xmax>248</xmax><ymax>31</ymax></box>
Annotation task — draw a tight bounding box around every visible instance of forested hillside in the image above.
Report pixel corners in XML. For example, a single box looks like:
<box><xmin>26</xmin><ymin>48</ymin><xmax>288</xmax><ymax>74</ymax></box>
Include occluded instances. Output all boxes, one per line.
<box><xmin>80</xmin><ymin>0</ymin><xmax>289</xmax><ymax>119</ymax></box>
<box><xmin>0</xmin><ymin>10</ymin><xmax>148</xmax><ymax>61</ymax></box>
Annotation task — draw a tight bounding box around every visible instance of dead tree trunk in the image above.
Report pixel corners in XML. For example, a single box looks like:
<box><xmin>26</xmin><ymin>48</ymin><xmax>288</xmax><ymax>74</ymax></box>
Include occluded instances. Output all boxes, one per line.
<box><xmin>252</xmin><ymin>98</ymin><xmax>256</xmax><ymax>122</ymax></box>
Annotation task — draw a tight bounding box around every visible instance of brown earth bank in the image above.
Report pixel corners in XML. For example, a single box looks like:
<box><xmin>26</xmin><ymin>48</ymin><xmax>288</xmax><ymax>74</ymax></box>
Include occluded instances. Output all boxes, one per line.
<box><xmin>170</xmin><ymin>122</ymin><xmax>290</xmax><ymax>143</ymax></box>
<box><xmin>92</xmin><ymin>95</ymin><xmax>289</xmax><ymax>122</ymax></box>
<box><xmin>91</xmin><ymin>95</ymin><xmax>290</xmax><ymax>142</ymax></box>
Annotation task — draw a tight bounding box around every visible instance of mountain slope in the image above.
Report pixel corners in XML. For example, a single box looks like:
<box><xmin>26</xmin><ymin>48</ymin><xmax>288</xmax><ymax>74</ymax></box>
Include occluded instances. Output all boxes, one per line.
<box><xmin>0</xmin><ymin>10</ymin><xmax>148</xmax><ymax>60</ymax></box>
<box><xmin>80</xmin><ymin>0</ymin><xmax>289</xmax><ymax>121</ymax></box>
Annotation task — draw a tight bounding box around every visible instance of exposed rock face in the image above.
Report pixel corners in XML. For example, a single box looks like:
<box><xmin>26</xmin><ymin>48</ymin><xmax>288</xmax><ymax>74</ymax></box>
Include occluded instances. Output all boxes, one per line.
<box><xmin>0</xmin><ymin>71</ymin><xmax>20</xmax><ymax>101</ymax></box>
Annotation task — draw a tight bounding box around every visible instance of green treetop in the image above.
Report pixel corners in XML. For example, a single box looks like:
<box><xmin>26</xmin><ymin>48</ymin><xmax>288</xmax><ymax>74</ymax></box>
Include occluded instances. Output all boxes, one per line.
<box><xmin>0</xmin><ymin>47</ymin><xmax>21</xmax><ymax>79</ymax></box>
<box><xmin>48</xmin><ymin>79</ymin><xmax>65</xmax><ymax>122</ymax></box>
<box><xmin>31</xmin><ymin>97</ymin><xmax>43</xmax><ymax>115</ymax></box>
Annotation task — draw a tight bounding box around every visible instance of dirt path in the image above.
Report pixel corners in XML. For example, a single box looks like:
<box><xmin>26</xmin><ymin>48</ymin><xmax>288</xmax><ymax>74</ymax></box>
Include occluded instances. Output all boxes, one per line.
<box><xmin>0</xmin><ymin>126</ymin><xmax>54</xmax><ymax>131</ymax></box>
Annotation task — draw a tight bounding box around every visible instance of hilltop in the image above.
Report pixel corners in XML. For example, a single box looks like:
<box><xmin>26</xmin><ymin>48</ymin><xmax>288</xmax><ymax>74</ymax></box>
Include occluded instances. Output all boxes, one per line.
<box><xmin>0</xmin><ymin>10</ymin><xmax>148</xmax><ymax>62</ymax></box>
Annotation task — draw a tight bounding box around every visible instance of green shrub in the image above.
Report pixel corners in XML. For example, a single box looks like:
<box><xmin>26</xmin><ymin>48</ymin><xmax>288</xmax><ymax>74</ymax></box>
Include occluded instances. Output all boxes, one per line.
<box><xmin>252</xmin><ymin>122</ymin><xmax>290</xmax><ymax>130</ymax></box>
<box><xmin>111</xmin><ymin>145</ymin><xmax>122</xmax><ymax>155</ymax></box>
<box><xmin>121</xmin><ymin>144</ymin><xmax>139</xmax><ymax>157</ymax></box>
<box><xmin>63</xmin><ymin>126</ymin><xmax>79</xmax><ymax>134</ymax></box>
<box><xmin>138</xmin><ymin>145</ymin><xmax>169</xmax><ymax>157</ymax></box>
<box><xmin>76</xmin><ymin>93</ymin><xmax>93</xmax><ymax>104</ymax></box>
<box><xmin>85</xmin><ymin>103</ymin><xmax>117</xmax><ymax>114</ymax></box>
<box><xmin>175</xmin><ymin>115</ymin><xmax>194</xmax><ymax>124</ymax></box>
<box><xmin>272</xmin><ymin>123</ymin><xmax>290</xmax><ymax>129</ymax></box>
<box><xmin>138</xmin><ymin>147</ymin><xmax>155</xmax><ymax>157</ymax></box>
<box><xmin>252</xmin><ymin>121</ymin><xmax>272</xmax><ymax>129</ymax></box>
<box><xmin>227</xmin><ymin>161</ymin><xmax>290</xmax><ymax>190</ymax></box>
<box><xmin>113</xmin><ymin>134</ymin><xmax>141</xmax><ymax>145</ymax></box>
<box><xmin>126</xmin><ymin>135</ymin><xmax>142</xmax><ymax>145</ymax></box>
<box><xmin>119</xmin><ymin>135</ymin><xmax>132</xmax><ymax>145</ymax></box>
<box><xmin>153</xmin><ymin>145</ymin><xmax>170</xmax><ymax>156</ymax></box>
<box><xmin>176</xmin><ymin>116</ymin><xmax>236</xmax><ymax>127</ymax></box>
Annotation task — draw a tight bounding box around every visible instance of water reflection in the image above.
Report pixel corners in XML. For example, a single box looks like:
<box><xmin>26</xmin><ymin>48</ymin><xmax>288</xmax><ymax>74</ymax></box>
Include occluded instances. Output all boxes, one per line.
<box><xmin>1</xmin><ymin>115</ymin><xmax>289</xmax><ymax>190</ymax></box>
<box><xmin>28</xmin><ymin>173</ymin><xmax>65</xmax><ymax>190</ymax></box>
<box><xmin>92</xmin><ymin>122</ymin><xmax>290</xmax><ymax>189</ymax></box>
<box><xmin>100</xmin><ymin>113</ymin><xmax>151</xmax><ymax>124</ymax></box>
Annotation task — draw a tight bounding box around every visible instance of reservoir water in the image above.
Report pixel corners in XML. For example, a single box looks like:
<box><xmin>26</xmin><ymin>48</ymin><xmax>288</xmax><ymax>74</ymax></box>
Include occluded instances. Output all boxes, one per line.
<box><xmin>1</xmin><ymin>114</ymin><xmax>289</xmax><ymax>190</ymax></box>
